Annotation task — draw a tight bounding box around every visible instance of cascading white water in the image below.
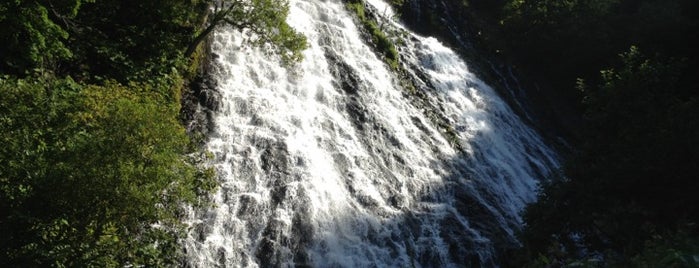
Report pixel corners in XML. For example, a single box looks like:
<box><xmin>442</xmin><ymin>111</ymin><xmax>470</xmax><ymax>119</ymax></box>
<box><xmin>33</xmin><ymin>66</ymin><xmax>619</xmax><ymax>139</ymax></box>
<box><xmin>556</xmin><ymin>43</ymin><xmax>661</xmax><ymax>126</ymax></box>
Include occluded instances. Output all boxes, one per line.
<box><xmin>183</xmin><ymin>0</ymin><xmax>559</xmax><ymax>267</ymax></box>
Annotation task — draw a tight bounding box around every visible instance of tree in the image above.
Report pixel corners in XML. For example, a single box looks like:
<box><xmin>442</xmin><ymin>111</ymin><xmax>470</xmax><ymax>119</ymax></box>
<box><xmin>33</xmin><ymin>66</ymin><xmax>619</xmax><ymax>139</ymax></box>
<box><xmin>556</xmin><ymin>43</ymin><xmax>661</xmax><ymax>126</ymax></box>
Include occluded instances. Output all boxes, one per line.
<box><xmin>186</xmin><ymin>0</ymin><xmax>307</xmax><ymax>64</ymax></box>
<box><xmin>63</xmin><ymin>0</ymin><xmax>206</xmax><ymax>81</ymax></box>
<box><xmin>510</xmin><ymin>47</ymin><xmax>699</xmax><ymax>267</ymax></box>
<box><xmin>0</xmin><ymin>1</ymin><xmax>74</xmax><ymax>74</ymax></box>
<box><xmin>0</xmin><ymin>78</ymin><xmax>216</xmax><ymax>266</ymax></box>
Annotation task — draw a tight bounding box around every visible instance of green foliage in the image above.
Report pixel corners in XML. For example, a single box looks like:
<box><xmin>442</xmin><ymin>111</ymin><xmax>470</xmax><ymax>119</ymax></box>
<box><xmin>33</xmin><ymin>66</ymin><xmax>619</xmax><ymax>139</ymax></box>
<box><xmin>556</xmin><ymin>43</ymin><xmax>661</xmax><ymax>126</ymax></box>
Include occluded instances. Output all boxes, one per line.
<box><xmin>346</xmin><ymin>1</ymin><xmax>399</xmax><ymax>69</ymax></box>
<box><xmin>510</xmin><ymin>47</ymin><xmax>699</xmax><ymax>267</ymax></box>
<box><xmin>243</xmin><ymin>0</ymin><xmax>308</xmax><ymax>64</ymax></box>
<box><xmin>630</xmin><ymin>229</ymin><xmax>699</xmax><ymax>267</ymax></box>
<box><xmin>0</xmin><ymin>77</ymin><xmax>216</xmax><ymax>266</ymax></box>
<box><xmin>0</xmin><ymin>1</ymin><xmax>73</xmax><ymax>74</ymax></box>
<box><xmin>188</xmin><ymin>0</ymin><xmax>308</xmax><ymax>65</ymax></box>
<box><xmin>2</xmin><ymin>0</ymin><xmax>308</xmax><ymax>77</ymax></box>
<box><xmin>501</xmin><ymin>0</ymin><xmax>618</xmax><ymax>92</ymax></box>
<box><xmin>0</xmin><ymin>0</ymin><xmax>205</xmax><ymax>80</ymax></box>
<box><xmin>492</xmin><ymin>1</ymin><xmax>699</xmax><ymax>264</ymax></box>
<box><xmin>499</xmin><ymin>0</ymin><xmax>699</xmax><ymax>104</ymax></box>
<box><xmin>68</xmin><ymin>0</ymin><xmax>205</xmax><ymax>81</ymax></box>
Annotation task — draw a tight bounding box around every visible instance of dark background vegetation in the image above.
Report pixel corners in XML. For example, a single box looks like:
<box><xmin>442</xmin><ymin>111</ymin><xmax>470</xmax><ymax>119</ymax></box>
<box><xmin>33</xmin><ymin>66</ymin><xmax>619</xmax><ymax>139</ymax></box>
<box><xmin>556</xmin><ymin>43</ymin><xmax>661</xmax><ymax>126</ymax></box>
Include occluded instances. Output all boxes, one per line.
<box><xmin>392</xmin><ymin>0</ymin><xmax>699</xmax><ymax>266</ymax></box>
<box><xmin>0</xmin><ymin>0</ymin><xmax>216</xmax><ymax>266</ymax></box>
<box><xmin>498</xmin><ymin>1</ymin><xmax>699</xmax><ymax>266</ymax></box>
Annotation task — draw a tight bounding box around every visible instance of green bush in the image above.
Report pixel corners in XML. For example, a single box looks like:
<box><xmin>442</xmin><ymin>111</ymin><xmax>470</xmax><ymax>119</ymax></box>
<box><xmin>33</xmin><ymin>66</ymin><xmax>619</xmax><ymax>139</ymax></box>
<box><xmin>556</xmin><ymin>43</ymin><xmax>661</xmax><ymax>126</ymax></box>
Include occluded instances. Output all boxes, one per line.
<box><xmin>0</xmin><ymin>78</ymin><xmax>215</xmax><ymax>266</ymax></box>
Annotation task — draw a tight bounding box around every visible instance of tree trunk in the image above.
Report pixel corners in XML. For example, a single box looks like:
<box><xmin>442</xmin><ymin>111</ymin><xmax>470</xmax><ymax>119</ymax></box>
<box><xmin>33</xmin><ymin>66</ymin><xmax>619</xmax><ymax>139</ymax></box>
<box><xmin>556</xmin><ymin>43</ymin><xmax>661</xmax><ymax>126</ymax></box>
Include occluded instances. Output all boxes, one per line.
<box><xmin>185</xmin><ymin>23</ymin><xmax>218</xmax><ymax>58</ymax></box>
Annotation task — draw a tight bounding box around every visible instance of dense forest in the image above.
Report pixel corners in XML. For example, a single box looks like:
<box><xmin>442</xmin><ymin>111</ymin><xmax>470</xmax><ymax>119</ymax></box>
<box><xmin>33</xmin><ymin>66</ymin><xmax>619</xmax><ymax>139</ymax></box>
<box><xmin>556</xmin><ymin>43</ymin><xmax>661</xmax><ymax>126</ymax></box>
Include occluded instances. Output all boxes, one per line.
<box><xmin>448</xmin><ymin>0</ymin><xmax>699</xmax><ymax>266</ymax></box>
<box><xmin>0</xmin><ymin>0</ymin><xmax>304</xmax><ymax>266</ymax></box>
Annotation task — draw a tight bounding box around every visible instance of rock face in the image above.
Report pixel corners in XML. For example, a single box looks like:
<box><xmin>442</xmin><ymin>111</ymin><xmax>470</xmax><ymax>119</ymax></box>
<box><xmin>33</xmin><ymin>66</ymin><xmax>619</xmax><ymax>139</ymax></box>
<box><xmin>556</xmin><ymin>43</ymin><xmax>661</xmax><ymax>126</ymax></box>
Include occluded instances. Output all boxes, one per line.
<box><xmin>181</xmin><ymin>48</ymin><xmax>220</xmax><ymax>144</ymax></box>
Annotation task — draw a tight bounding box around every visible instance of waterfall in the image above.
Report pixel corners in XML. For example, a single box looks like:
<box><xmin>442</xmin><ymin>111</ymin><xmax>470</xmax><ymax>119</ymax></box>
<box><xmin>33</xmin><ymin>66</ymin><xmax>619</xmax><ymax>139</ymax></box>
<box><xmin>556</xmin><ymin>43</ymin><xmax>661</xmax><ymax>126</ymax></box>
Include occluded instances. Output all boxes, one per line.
<box><xmin>183</xmin><ymin>0</ymin><xmax>559</xmax><ymax>267</ymax></box>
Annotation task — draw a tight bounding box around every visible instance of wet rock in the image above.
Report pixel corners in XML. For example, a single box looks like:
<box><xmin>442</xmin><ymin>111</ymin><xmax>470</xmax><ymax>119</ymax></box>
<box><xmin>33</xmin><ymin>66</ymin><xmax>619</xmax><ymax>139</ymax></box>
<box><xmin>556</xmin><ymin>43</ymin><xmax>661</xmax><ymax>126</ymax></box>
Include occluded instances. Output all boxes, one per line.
<box><xmin>216</xmin><ymin>248</ymin><xmax>227</xmax><ymax>267</ymax></box>
<box><xmin>346</xmin><ymin>99</ymin><xmax>368</xmax><ymax>131</ymax></box>
<box><xmin>325</xmin><ymin>49</ymin><xmax>363</xmax><ymax>95</ymax></box>
<box><xmin>237</xmin><ymin>195</ymin><xmax>258</xmax><ymax>217</ymax></box>
<box><xmin>258</xmin><ymin>139</ymin><xmax>291</xmax><ymax>206</ymax></box>
<box><xmin>291</xmin><ymin>190</ymin><xmax>314</xmax><ymax>267</ymax></box>
<box><xmin>332</xmin><ymin>153</ymin><xmax>350</xmax><ymax>173</ymax></box>
<box><xmin>356</xmin><ymin>194</ymin><xmax>380</xmax><ymax>208</ymax></box>
<box><xmin>388</xmin><ymin>194</ymin><xmax>406</xmax><ymax>208</ymax></box>
<box><xmin>256</xmin><ymin>219</ymin><xmax>288</xmax><ymax>268</ymax></box>
<box><xmin>411</xmin><ymin>116</ymin><xmax>430</xmax><ymax>134</ymax></box>
<box><xmin>181</xmin><ymin>60</ymin><xmax>221</xmax><ymax>142</ymax></box>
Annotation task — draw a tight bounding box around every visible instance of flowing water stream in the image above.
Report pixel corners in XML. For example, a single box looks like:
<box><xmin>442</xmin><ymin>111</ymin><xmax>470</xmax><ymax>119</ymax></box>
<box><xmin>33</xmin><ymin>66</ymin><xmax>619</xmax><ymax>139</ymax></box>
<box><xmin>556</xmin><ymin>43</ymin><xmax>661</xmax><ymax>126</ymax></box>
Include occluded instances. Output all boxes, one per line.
<box><xmin>183</xmin><ymin>0</ymin><xmax>559</xmax><ymax>266</ymax></box>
